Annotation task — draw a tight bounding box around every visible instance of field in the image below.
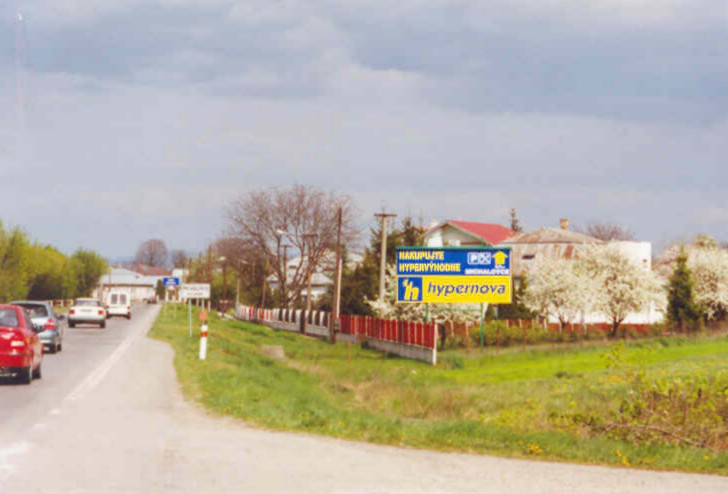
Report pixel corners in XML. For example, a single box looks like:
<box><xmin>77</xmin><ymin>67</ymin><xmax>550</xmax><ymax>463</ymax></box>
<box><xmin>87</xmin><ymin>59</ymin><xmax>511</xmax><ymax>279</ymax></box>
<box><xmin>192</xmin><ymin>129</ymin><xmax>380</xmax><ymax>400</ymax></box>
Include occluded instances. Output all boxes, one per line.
<box><xmin>150</xmin><ymin>308</ymin><xmax>728</xmax><ymax>474</ymax></box>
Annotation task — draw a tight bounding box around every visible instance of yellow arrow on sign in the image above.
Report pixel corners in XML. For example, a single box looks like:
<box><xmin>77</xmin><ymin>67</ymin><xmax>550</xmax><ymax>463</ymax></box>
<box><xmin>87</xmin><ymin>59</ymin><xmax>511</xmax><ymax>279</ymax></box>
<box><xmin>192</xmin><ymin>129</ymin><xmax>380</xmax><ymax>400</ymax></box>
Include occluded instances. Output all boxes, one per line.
<box><xmin>494</xmin><ymin>251</ymin><xmax>508</xmax><ymax>266</ymax></box>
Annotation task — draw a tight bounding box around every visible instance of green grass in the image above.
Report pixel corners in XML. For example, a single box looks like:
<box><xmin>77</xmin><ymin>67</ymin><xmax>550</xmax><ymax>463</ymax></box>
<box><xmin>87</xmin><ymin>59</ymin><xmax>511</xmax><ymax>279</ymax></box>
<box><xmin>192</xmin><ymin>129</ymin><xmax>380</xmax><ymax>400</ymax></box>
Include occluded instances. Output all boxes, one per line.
<box><xmin>149</xmin><ymin>309</ymin><xmax>728</xmax><ymax>475</ymax></box>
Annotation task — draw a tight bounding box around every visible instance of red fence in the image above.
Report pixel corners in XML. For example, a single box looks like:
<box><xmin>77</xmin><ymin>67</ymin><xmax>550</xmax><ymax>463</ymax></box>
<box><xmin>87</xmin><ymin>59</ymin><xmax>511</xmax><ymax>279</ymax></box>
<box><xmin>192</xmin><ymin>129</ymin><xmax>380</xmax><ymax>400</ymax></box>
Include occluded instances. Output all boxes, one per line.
<box><xmin>339</xmin><ymin>315</ymin><xmax>437</xmax><ymax>349</ymax></box>
<box><xmin>237</xmin><ymin>305</ymin><xmax>437</xmax><ymax>350</ymax></box>
<box><xmin>238</xmin><ymin>306</ymin><xmax>273</xmax><ymax>322</ymax></box>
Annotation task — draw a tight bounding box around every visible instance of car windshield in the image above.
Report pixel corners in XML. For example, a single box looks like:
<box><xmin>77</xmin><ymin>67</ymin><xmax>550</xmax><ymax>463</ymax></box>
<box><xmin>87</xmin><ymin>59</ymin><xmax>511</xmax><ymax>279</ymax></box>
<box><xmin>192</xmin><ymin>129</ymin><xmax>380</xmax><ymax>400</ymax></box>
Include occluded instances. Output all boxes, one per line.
<box><xmin>15</xmin><ymin>304</ymin><xmax>49</xmax><ymax>318</ymax></box>
<box><xmin>75</xmin><ymin>300</ymin><xmax>100</xmax><ymax>307</ymax></box>
<box><xmin>0</xmin><ymin>308</ymin><xmax>19</xmax><ymax>328</ymax></box>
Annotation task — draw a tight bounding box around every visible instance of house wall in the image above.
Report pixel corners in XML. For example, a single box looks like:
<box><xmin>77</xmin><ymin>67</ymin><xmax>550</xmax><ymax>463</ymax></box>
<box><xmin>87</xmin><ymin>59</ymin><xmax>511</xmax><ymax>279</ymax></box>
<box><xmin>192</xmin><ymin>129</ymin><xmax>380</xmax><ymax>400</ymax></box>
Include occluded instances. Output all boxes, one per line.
<box><xmin>424</xmin><ymin>226</ymin><xmax>481</xmax><ymax>247</ymax></box>
<box><xmin>611</xmin><ymin>241</ymin><xmax>652</xmax><ymax>271</ymax></box>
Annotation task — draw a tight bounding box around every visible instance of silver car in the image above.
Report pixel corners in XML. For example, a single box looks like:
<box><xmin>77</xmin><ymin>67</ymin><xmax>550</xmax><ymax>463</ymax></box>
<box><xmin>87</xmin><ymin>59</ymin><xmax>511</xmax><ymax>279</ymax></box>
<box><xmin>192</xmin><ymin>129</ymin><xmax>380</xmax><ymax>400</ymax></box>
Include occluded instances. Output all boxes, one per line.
<box><xmin>10</xmin><ymin>301</ymin><xmax>64</xmax><ymax>354</ymax></box>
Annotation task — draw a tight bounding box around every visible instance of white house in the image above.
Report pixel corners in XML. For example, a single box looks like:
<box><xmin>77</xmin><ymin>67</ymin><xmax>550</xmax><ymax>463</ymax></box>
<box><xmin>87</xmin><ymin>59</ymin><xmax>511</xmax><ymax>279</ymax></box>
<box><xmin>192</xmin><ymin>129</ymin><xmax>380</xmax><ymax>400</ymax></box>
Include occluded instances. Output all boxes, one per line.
<box><xmin>499</xmin><ymin>219</ymin><xmax>662</xmax><ymax>324</ymax></box>
<box><xmin>266</xmin><ymin>251</ymin><xmax>363</xmax><ymax>306</ymax></box>
<box><xmin>424</xmin><ymin>220</ymin><xmax>514</xmax><ymax>247</ymax></box>
<box><xmin>92</xmin><ymin>267</ymin><xmax>166</xmax><ymax>302</ymax></box>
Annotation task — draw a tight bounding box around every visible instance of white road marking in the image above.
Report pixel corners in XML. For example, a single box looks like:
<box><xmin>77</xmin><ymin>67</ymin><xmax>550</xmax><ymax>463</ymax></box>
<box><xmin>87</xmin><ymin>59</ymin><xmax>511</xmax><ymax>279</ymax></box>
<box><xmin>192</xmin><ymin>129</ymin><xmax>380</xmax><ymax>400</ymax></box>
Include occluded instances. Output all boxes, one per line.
<box><xmin>0</xmin><ymin>441</ymin><xmax>32</xmax><ymax>488</ymax></box>
<box><xmin>29</xmin><ymin>423</ymin><xmax>47</xmax><ymax>433</ymax></box>
<box><xmin>63</xmin><ymin>331</ymin><xmax>136</xmax><ymax>404</ymax></box>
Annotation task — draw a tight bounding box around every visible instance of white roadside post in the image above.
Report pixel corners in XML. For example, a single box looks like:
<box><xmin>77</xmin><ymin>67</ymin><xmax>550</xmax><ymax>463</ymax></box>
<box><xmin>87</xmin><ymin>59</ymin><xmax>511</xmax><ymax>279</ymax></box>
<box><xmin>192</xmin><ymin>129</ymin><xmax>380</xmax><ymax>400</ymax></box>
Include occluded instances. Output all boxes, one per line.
<box><xmin>199</xmin><ymin>310</ymin><xmax>209</xmax><ymax>360</ymax></box>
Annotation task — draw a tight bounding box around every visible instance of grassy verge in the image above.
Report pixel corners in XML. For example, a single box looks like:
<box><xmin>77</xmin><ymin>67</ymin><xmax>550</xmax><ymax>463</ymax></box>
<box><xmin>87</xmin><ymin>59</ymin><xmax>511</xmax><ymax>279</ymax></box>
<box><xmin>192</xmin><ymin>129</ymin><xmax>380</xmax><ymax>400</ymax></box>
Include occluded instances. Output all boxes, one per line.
<box><xmin>149</xmin><ymin>308</ymin><xmax>728</xmax><ymax>475</ymax></box>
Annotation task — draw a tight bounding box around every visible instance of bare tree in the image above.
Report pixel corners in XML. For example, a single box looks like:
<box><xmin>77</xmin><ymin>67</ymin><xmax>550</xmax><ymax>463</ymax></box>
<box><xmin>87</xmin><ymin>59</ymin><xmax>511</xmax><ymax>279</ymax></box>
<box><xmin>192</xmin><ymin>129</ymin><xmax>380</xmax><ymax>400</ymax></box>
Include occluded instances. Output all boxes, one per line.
<box><xmin>582</xmin><ymin>222</ymin><xmax>635</xmax><ymax>241</ymax></box>
<box><xmin>170</xmin><ymin>249</ymin><xmax>189</xmax><ymax>269</ymax></box>
<box><xmin>225</xmin><ymin>185</ymin><xmax>357</xmax><ymax>307</ymax></box>
<box><xmin>134</xmin><ymin>239</ymin><xmax>169</xmax><ymax>267</ymax></box>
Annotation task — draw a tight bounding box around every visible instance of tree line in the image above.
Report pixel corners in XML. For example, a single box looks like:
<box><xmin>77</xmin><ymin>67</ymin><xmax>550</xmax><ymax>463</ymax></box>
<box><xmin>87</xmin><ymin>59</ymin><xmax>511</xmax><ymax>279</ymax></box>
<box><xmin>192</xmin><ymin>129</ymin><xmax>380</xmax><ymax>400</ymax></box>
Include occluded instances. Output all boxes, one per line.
<box><xmin>188</xmin><ymin>183</ymin><xmax>727</xmax><ymax>335</ymax></box>
<box><xmin>0</xmin><ymin>221</ymin><xmax>107</xmax><ymax>302</ymax></box>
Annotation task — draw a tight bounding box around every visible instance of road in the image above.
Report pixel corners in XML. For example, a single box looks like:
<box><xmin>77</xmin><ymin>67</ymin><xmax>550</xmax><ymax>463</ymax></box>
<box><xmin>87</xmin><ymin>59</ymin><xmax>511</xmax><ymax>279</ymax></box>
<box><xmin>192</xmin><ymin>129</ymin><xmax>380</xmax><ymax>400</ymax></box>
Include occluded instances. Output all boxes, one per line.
<box><xmin>1</xmin><ymin>304</ymin><xmax>727</xmax><ymax>493</ymax></box>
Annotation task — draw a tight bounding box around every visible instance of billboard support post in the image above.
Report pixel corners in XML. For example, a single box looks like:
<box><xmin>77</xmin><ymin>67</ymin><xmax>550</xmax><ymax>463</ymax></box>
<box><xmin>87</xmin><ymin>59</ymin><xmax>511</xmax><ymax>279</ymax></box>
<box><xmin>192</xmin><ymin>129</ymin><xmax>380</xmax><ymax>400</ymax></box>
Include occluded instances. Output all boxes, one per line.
<box><xmin>480</xmin><ymin>303</ymin><xmax>485</xmax><ymax>347</ymax></box>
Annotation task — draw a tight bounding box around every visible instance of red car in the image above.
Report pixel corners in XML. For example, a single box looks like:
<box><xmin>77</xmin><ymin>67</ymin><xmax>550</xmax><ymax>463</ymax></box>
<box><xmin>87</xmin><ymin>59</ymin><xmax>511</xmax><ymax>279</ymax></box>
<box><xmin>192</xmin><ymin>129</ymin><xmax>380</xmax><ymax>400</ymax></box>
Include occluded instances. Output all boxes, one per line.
<box><xmin>0</xmin><ymin>305</ymin><xmax>43</xmax><ymax>384</ymax></box>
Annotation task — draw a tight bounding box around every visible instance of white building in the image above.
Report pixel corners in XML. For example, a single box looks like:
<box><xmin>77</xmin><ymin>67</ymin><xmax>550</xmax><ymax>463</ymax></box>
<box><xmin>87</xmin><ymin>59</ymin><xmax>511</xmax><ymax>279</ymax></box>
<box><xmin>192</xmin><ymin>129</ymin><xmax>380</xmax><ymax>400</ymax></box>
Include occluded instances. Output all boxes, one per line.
<box><xmin>499</xmin><ymin>220</ymin><xmax>662</xmax><ymax>324</ymax></box>
<box><xmin>424</xmin><ymin>219</ymin><xmax>514</xmax><ymax>247</ymax></box>
<box><xmin>92</xmin><ymin>268</ymin><xmax>166</xmax><ymax>302</ymax></box>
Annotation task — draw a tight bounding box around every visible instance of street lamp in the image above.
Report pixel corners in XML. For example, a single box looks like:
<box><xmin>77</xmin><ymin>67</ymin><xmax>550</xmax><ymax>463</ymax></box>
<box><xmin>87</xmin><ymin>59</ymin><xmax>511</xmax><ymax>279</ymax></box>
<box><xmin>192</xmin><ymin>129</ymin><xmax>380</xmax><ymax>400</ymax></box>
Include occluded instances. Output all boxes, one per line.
<box><xmin>219</xmin><ymin>256</ymin><xmax>227</xmax><ymax>312</ymax></box>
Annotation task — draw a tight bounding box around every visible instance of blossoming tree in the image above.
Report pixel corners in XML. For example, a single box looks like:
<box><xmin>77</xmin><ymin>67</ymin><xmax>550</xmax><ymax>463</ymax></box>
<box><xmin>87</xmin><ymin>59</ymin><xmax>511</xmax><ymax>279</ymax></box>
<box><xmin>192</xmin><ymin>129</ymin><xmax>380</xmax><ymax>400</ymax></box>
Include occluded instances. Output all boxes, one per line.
<box><xmin>522</xmin><ymin>255</ymin><xmax>593</xmax><ymax>330</ymax></box>
<box><xmin>688</xmin><ymin>247</ymin><xmax>728</xmax><ymax>320</ymax></box>
<box><xmin>580</xmin><ymin>245</ymin><xmax>661</xmax><ymax>336</ymax></box>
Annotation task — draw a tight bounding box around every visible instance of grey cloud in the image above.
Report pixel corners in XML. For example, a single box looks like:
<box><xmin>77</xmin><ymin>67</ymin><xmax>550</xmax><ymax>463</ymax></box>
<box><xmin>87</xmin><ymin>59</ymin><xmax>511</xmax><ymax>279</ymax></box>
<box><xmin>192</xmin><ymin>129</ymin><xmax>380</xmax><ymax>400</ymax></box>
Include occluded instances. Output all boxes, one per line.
<box><xmin>4</xmin><ymin>1</ymin><xmax>726</xmax><ymax>123</ymax></box>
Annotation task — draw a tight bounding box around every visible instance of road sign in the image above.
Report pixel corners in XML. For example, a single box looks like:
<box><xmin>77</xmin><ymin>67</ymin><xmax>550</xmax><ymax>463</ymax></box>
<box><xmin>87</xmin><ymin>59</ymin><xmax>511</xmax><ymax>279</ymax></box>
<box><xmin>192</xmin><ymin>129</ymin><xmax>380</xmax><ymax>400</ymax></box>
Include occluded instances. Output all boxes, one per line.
<box><xmin>163</xmin><ymin>277</ymin><xmax>180</xmax><ymax>287</ymax></box>
<box><xmin>396</xmin><ymin>247</ymin><xmax>512</xmax><ymax>304</ymax></box>
<box><xmin>180</xmin><ymin>283</ymin><xmax>211</xmax><ymax>300</ymax></box>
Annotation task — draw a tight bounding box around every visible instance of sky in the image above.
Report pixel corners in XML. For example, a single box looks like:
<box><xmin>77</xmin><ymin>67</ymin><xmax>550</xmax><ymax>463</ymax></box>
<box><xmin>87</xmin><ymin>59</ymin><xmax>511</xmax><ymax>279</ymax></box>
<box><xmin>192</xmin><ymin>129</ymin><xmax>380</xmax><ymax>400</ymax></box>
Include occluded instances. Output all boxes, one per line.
<box><xmin>0</xmin><ymin>0</ymin><xmax>726</xmax><ymax>259</ymax></box>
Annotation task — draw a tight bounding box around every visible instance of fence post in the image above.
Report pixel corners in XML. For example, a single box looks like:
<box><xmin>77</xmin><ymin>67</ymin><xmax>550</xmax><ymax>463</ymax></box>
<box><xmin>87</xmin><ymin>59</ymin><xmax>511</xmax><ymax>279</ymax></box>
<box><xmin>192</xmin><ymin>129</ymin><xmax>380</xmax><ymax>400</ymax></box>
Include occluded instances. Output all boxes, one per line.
<box><xmin>522</xmin><ymin>325</ymin><xmax>526</xmax><ymax>352</ymax></box>
<box><xmin>496</xmin><ymin>325</ymin><xmax>500</xmax><ymax>354</ymax></box>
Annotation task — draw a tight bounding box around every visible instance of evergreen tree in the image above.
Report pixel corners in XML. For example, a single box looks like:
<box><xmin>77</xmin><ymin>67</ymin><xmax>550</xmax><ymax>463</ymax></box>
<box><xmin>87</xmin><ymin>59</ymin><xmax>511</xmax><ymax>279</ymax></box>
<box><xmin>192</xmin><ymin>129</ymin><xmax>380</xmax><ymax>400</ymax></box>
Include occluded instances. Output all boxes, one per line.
<box><xmin>401</xmin><ymin>215</ymin><xmax>426</xmax><ymax>247</ymax></box>
<box><xmin>498</xmin><ymin>276</ymin><xmax>535</xmax><ymax>320</ymax></box>
<box><xmin>667</xmin><ymin>247</ymin><xmax>701</xmax><ymax>332</ymax></box>
<box><xmin>509</xmin><ymin>208</ymin><xmax>523</xmax><ymax>234</ymax></box>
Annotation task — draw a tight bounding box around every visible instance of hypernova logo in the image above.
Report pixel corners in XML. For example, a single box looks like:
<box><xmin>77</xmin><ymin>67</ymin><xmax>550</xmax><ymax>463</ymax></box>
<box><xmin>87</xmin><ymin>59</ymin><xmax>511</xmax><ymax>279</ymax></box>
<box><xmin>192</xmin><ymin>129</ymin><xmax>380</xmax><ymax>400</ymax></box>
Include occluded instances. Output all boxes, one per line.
<box><xmin>398</xmin><ymin>277</ymin><xmax>423</xmax><ymax>302</ymax></box>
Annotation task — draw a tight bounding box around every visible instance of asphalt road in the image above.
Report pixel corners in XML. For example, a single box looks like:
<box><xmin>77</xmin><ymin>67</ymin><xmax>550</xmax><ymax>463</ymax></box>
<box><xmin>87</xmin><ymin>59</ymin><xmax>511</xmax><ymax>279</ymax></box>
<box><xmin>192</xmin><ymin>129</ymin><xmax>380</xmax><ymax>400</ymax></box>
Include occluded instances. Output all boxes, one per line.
<box><xmin>2</xmin><ymin>304</ymin><xmax>728</xmax><ymax>493</ymax></box>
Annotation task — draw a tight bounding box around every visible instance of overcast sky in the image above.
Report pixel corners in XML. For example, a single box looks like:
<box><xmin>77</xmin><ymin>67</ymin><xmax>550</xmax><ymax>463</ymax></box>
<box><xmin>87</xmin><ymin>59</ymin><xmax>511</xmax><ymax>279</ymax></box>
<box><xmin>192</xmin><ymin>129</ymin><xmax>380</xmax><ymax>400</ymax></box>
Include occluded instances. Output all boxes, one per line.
<box><xmin>0</xmin><ymin>1</ymin><xmax>726</xmax><ymax>259</ymax></box>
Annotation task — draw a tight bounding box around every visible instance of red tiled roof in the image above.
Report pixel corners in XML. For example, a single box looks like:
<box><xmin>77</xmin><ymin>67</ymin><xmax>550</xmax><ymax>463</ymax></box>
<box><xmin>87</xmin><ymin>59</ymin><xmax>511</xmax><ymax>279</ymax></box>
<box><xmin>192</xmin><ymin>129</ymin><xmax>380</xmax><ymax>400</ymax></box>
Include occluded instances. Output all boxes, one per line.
<box><xmin>129</xmin><ymin>263</ymin><xmax>172</xmax><ymax>277</ymax></box>
<box><xmin>447</xmin><ymin>220</ymin><xmax>514</xmax><ymax>245</ymax></box>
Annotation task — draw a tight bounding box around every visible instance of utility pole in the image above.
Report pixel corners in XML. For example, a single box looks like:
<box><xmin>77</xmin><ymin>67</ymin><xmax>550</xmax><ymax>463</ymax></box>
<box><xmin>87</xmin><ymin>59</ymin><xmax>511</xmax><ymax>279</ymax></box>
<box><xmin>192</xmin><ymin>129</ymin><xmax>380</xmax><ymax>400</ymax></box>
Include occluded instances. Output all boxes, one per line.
<box><xmin>281</xmin><ymin>244</ymin><xmax>290</xmax><ymax>308</ymax></box>
<box><xmin>374</xmin><ymin>212</ymin><xmax>397</xmax><ymax>301</ymax></box>
<box><xmin>207</xmin><ymin>247</ymin><xmax>212</xmax><ymax>284</ymax></box>
<box><xmin>302</xmin><ymin>233</ymin><xmax>318</xmax><ymax>312</ymax></box>
<box><xmin>330</xmin><ymin>206</ymin><xmax>343</xmax><ymax>344</ymax></box>
<box><xmin>221</xmin><ymin>256</ymin><xmax>228</xmax><ymax>311</ymax></box>
<box><xmin>261</xmin><ymin>253</ymin><xmax>269</xmax><ymax>309</ymax></box>
<box><xmin>207</xmin><ymin>247</ymin><xmax>212</xmax><ymax>311</ymax></box>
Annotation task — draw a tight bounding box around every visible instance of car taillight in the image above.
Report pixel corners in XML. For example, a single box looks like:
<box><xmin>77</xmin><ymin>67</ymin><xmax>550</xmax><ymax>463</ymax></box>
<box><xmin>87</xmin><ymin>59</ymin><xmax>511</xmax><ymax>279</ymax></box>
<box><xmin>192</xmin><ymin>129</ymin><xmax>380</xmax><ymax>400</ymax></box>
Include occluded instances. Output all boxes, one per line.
<box><xmin>127</xmin><ymin>306</ymin><xmax>131</xmax><ymax>311</ymax></box>
<box><xmin>70</xmin><ymin>309</ymin><xmax>75</xmax><ymax>315</ymax></box>
<box><xmin>44</xmin><ymin>320</ymin><xmax>57</xmax><ymax>331</ymax></box>
<box><xmin>98</xmin><ymin>310</ymin><xmax>104</xmax><ymax>316</ymax></box>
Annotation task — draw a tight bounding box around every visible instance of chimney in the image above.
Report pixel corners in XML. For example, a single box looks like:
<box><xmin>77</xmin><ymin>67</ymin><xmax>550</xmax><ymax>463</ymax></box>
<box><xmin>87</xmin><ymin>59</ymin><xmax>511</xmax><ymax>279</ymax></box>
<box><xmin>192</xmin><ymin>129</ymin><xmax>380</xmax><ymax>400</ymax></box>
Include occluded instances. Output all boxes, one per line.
<box><xmin>560</xmin><ymin>218</ymin><xmax>569</xmax><ymax>230</ymax></box>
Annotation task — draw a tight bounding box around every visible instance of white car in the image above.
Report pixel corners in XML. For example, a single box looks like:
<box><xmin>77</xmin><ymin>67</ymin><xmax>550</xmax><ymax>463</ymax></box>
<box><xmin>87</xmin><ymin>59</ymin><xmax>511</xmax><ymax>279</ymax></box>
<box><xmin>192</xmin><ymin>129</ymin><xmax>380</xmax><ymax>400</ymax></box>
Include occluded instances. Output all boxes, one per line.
<box><xmin>68</xmin><ymin>298</ymin><xmax>107</xmax><ymax>328</ymax></box>
<box><xmin>106</xmin><ymin>291</ymin><xmax>132</xmax><ymax>319</ymax></box>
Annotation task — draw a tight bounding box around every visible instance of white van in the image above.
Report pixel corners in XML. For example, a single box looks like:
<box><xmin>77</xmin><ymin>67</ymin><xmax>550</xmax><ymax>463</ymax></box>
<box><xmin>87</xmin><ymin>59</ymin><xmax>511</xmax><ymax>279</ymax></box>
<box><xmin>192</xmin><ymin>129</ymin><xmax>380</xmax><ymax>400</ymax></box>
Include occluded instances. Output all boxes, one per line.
<box><xmin>106</xmin><ymin>291</ymin><xmax>132</xmax><ymax>319</ymax></box>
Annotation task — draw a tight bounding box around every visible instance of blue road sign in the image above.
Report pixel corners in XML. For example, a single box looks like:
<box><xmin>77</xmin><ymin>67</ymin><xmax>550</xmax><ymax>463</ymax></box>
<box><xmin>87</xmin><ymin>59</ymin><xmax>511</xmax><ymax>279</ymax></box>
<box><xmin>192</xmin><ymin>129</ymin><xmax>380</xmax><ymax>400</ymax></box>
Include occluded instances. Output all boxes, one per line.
<box><xmin>163</xmin><ymin>277</ymin><xmax>180</xmax><ymax>287</ymax></box>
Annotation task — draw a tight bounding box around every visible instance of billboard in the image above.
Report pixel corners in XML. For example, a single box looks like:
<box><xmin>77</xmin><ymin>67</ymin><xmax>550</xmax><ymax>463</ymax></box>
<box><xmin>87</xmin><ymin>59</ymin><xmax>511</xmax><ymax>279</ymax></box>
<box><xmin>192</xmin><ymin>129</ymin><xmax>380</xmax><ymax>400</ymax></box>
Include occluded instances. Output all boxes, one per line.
<box><xmin>396</xmin><ymin>247</ymin><xmax>512</xmax><ymax>304</ymax></box>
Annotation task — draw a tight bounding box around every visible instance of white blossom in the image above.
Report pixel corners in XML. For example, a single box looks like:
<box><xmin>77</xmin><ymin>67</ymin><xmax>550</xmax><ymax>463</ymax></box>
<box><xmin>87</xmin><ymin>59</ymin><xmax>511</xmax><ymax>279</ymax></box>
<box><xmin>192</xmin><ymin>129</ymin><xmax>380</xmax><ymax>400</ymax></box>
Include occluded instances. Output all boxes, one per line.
<box><xmin>580</xmin><ymin>244</ymin><xmax>661</xmax><ymax>330</ymax></box>
<box><xmin>688</xmin><ymin>247</ymin><xmax>728</xmax><ymax>320</ymax></box>
<box><xmin>523</xmin><ymin>255</ymin><xmax>593</xmax><ymax>328</ymax></box>
<box><xmin>368</xmin><ymin>265</ymin><xmax>480</xmax><ymax>324</ymax></box>
<box><xmin>656</xmin><ymin>241</ymin><xmax>728</xmax><ymax>320</ymax></box>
